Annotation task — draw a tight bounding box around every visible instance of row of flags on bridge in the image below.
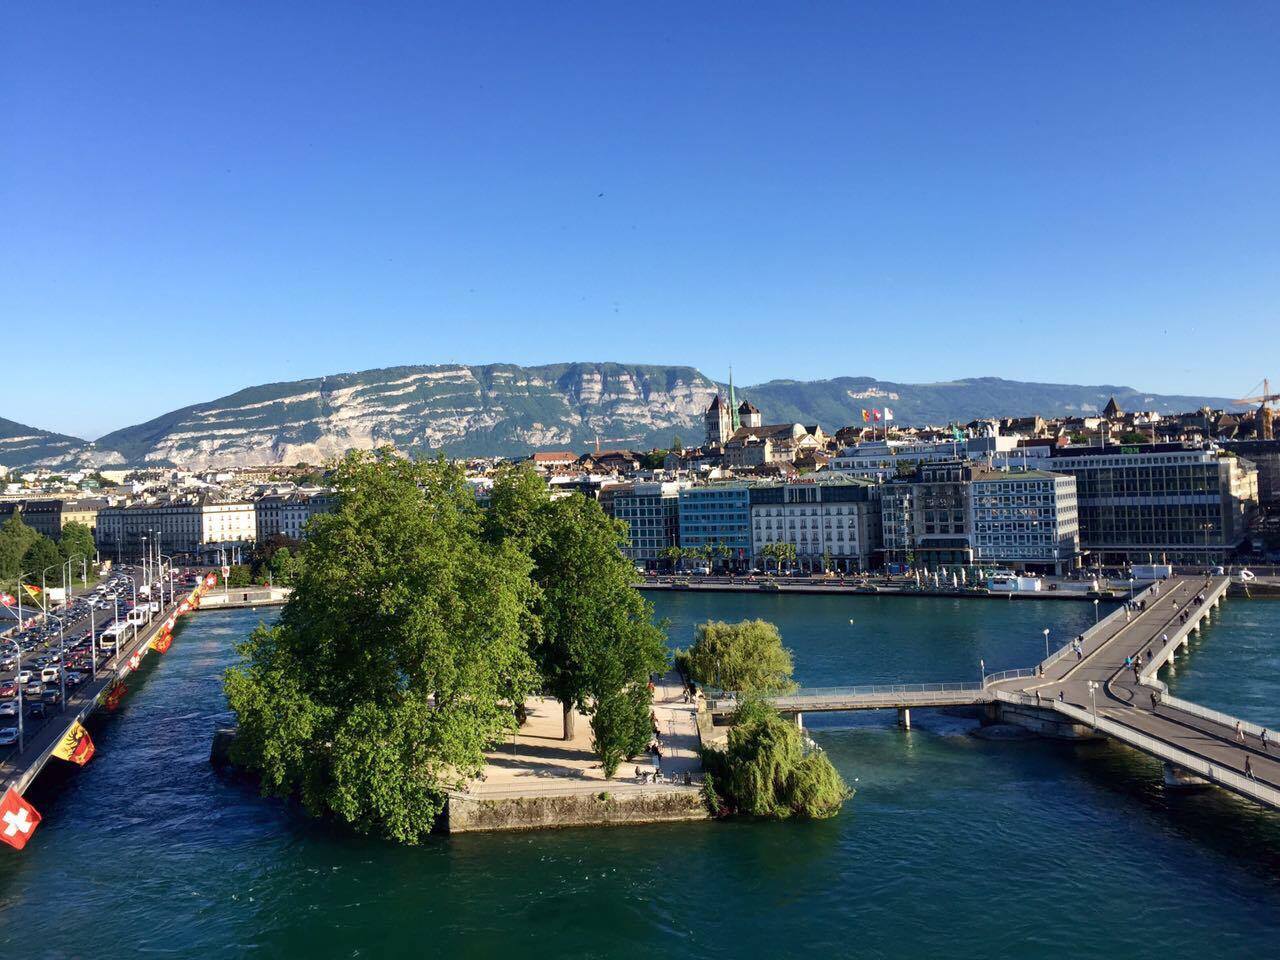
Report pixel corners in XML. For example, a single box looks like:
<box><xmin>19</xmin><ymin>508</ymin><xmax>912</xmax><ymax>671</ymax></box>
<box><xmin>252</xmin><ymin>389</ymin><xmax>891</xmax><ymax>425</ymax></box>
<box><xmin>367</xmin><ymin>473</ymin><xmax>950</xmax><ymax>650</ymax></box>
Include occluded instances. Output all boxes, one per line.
<box><xmin>1</xmin><ymin>572</ymin><xmax>219</xmax><ymax>851</ymax></box>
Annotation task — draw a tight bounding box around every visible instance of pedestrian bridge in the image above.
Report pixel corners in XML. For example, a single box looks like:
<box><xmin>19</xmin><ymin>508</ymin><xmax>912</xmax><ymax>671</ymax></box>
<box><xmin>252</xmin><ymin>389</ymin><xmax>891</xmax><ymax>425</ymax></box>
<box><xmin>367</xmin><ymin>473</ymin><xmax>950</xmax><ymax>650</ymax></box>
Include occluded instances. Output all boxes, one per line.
<box><xmin>708</xmin><ymin>575</ymin><xmax>1280</xmax><ymax>812</ymax></box>
<box><xmin>707</xmin><ymin>682</ymin><xmax>988</xmax><ymax>718</ymax></box>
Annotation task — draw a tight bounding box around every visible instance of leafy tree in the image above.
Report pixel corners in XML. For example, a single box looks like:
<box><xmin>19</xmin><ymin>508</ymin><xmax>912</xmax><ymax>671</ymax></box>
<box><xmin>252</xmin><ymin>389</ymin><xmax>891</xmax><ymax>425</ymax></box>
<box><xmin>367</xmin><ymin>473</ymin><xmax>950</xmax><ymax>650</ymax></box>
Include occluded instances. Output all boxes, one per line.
<box><xmin>225</xmin><ymin>564</ymin><xmax>254</xmax><ymax>588</ymax></box>
<box><xmin>59</xmin><ymin>521</ymin><xmax>96</xmax><ymax>567</ymax></box>
<box><xmin>702</xmin><ymin>699</ymin><xmax>850</xmax><ymax>820</ymax></box>
<box><xmin>224</xmin><ymin>449</ymin><xmax>538</xmax><ymax>842</ymax></box>
<box><xmin>268</xmin><ymin>546</ymin><xmax>298</xmax><ymax>585</ymax></box>
<box><xmin>22</xmin><ymin>536</ymin><xmax>63</xmax><ymax>582</ymax></box>
<box><xmin>0</xmin><ymin>515</ymin><xmax>40</xmax><ymax>581</ymax></box>
<box><xmin>1118</xmin><ymin>431</ymin><xmax>1149</xmax><ymax>445</ymax></box>
<box><xmin>485</xmin><ymin>467</ymin><xmax>668</xmax><ymax>767</ymax></box>
<box><xmin>682</xmin><ymin>620</ymin><xmax>796</xmax><ymax>695</ymax></box>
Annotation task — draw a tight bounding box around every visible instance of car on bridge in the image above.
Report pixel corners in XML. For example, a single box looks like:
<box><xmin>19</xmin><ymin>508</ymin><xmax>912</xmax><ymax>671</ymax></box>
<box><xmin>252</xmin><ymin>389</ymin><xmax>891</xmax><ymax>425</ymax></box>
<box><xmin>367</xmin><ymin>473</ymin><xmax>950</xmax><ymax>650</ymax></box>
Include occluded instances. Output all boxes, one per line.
<box><xmin>0</xmin><ymin>727</ymin><xmax>18</xmax><ymax>747</ymax></box>
<box><xmin>0</xmin><ymin>702</ymin><xmax>17</xmax><ymax>718</ymax></box>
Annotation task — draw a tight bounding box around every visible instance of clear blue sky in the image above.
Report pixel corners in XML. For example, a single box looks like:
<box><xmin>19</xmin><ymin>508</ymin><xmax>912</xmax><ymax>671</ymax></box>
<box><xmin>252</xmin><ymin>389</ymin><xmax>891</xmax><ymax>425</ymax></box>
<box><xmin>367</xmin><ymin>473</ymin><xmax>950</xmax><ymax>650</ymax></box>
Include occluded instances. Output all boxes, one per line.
<box><xmin>2</xmin><ymin>2</ymin><xmax>1277</xmax><ymax>439</ymax></box>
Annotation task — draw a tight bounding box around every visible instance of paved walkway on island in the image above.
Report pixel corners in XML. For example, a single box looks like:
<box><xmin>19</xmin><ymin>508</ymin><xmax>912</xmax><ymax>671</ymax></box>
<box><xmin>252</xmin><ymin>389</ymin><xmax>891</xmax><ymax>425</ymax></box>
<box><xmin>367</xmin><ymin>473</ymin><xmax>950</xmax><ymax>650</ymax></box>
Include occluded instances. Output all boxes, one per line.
<box><xmin>463</xmin><ymin>673</ymin><xmax>702</xmax><ymax>799</ymax></box>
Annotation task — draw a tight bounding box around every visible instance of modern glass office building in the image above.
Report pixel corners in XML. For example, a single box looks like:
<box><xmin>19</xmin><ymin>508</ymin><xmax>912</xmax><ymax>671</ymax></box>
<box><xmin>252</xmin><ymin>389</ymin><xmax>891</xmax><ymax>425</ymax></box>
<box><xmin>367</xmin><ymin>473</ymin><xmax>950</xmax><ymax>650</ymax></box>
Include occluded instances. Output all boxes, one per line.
<box><xmin>677</xmin><ymin>484</ymin><xmax>752</xmax><ymax>566</ymax></box>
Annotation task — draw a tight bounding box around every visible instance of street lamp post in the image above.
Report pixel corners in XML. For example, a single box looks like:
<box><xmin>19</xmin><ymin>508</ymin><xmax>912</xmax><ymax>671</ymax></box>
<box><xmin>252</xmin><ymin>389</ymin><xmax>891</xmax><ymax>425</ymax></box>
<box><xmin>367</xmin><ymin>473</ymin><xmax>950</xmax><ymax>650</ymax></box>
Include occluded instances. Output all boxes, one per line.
<box><xmin>45</xmin><ymin>611</ymin><xmax>66</xmax><ymax>712</ymax></box>
<box><xmin>1042</xmin><ymin>628</ymin><xmax>1050</xmax><ymax>659</ymax></box>
<box><xmin>1093</xmin><ymin>598</ymin><xmax>1100</xmax><ymax>625</ymax></box>
<box><xmin>1087</xmin><ymin>680</ymin><xmax>1099</xmax><ymax>725</ymax></box>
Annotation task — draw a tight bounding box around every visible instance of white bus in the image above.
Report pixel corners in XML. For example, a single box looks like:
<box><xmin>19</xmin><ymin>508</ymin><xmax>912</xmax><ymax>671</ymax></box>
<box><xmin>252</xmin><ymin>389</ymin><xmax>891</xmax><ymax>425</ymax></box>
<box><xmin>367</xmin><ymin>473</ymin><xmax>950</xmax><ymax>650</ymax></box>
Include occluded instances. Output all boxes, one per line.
<box><xmin>99</xmin><ymin>622</ymin><xmax>128</xmax><ymax>652</ymax></box>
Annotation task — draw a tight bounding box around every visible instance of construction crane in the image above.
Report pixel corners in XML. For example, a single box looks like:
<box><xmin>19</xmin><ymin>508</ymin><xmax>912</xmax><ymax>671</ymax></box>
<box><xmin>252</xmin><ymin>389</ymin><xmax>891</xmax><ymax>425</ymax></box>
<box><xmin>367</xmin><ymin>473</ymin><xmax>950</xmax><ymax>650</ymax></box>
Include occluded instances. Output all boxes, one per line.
<box><xmin>1237</xmin><ymin>378</ymin><xmax>1279</xmax><ymax>440</ymax></box>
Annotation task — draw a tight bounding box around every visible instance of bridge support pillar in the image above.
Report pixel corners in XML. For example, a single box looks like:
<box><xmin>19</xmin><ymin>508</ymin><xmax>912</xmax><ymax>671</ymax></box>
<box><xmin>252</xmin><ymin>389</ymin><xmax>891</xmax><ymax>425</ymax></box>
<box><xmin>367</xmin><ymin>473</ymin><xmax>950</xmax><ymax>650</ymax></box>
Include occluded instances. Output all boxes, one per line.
<box><xmin>1162</xmin><ymin>762</ymin><xmax>1209</xmax><ymax>791</ymax></box>
<box><xmin>793</xmin><ymin>712</ymin><xmax>803</xmax><ymax>731</ymax></box>
<box><xmin>898</xmin><ymin>708</ymin><xmax>911</xmax><ymax>730</ymax></box>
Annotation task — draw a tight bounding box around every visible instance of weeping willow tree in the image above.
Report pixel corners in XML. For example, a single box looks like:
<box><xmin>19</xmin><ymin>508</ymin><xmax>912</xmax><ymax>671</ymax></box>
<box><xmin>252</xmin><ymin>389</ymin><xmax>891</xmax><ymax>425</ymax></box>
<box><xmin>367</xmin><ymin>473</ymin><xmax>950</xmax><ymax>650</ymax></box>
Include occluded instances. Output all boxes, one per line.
<box><xmin>702</xmin><ymin>699</ymin><xmax>850</xmax><ymax>820</ymax></box>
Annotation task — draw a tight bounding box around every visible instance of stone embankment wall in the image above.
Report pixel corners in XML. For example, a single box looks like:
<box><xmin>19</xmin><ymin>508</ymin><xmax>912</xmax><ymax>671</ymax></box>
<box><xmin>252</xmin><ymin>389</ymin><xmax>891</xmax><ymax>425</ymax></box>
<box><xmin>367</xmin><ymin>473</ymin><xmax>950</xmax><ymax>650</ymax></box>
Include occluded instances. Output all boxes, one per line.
<box><xmin>446</xmin><ymin>788</ymin><xmax>708</xmax><ymax>833</ymax></box>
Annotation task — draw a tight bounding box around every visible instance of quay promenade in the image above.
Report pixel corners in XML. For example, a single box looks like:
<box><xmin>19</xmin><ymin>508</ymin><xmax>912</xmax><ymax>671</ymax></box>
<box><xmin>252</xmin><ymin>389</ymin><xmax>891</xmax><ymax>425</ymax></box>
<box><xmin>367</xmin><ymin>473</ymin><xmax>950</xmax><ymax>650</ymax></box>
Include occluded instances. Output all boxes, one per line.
<box><xmin>710</xmin><ymin>575</ymin><xmax>1279</xmax><ymax>811</ymax></box>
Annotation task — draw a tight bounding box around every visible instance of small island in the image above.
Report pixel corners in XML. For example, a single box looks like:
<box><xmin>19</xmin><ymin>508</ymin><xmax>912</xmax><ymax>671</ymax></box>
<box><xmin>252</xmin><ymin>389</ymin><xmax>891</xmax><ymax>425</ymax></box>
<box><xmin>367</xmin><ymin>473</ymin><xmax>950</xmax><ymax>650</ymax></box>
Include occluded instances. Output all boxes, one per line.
<box><xmin>219</xmin><ymin>450</ymin><xmax>851</xmax><ymax>840</ymax></box>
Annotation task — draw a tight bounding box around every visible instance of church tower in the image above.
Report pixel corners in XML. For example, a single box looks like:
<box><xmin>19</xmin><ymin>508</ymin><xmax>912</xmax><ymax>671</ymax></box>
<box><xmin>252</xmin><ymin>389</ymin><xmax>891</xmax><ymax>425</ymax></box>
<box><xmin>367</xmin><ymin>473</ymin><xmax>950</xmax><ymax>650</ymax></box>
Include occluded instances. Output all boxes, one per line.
<box><xmin>705</xmin><ymin>395</ymin><xmax>731</xmax><ymax>446</ymax></box>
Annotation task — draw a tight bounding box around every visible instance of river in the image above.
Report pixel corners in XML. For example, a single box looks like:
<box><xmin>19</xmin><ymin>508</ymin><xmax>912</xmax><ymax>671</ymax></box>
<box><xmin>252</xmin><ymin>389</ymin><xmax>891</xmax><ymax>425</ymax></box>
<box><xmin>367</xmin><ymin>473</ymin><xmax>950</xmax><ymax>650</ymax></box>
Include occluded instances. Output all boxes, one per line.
<box><xmin>1</xmin><ymin>593</ymin><xmax>1277</xmax><ymax>958</ymax></box>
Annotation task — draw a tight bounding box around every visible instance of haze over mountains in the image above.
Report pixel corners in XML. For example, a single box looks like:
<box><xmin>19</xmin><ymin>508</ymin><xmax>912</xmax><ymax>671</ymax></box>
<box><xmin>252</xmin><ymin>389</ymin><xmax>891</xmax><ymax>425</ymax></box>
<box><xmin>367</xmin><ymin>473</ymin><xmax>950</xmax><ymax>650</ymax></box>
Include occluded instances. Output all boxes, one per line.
<box><xmin>0</xmin><ymin>362</ymin><xmax>1241</xmax><ymax>470</ymax></box>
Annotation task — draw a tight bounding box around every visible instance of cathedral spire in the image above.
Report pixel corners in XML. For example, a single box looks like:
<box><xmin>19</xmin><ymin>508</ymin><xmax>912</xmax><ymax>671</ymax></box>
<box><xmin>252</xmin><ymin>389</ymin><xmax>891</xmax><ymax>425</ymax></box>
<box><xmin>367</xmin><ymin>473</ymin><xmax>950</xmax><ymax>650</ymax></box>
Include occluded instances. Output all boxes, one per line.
<box><xmin>729</xmin><ymin>367</ymin><xmax>739</xmax><ymax>430</ymax></box>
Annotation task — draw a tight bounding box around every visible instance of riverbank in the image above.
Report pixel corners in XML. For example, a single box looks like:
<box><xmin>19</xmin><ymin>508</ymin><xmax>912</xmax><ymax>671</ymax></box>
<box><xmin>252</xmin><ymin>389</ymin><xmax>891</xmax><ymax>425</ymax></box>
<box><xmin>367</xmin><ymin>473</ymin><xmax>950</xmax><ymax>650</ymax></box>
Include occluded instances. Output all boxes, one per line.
<box><xmin>639</xmin><ymin>577</ymin><xmax>1120</xmax><ymax>602</ymax></box>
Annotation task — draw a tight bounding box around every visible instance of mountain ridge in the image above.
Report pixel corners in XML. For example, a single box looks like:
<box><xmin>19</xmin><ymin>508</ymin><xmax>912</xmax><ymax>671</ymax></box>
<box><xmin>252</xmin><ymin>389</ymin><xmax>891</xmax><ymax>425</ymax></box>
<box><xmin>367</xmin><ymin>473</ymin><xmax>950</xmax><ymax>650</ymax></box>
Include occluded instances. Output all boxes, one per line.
<box><xmin>0</xmin><ymin>363</ymin><xmax>1242</xmax><ymax>470</ymax></box>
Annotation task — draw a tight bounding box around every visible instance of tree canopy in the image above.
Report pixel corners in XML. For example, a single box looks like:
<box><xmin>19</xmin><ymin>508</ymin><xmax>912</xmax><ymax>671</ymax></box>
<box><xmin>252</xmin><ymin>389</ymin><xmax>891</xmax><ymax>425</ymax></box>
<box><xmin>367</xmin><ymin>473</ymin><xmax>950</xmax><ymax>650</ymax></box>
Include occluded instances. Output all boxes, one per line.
<box><xmin>224</xmin><ymin>450</ymin><xmax>538</xmax><ymax>842</ymax></box>
<box><xmin>22</xmin><ymin>536</ymin><xmax>63</xmax><ymax>582</ymax></box>
<box><xmin>683</xmin><ymin>619</ymin><xmax>796</xmax><ymax>696</ymax></box>
<box><xmin>702</xmin><ymin>699</ymin><xmax>850</xmax><ymax>820</ymax></box>
<box><xmin>0</xmin><ymin>515</ymin><xmax>39</xmax><ymax>582</ymax></box>
<box><xmin>485</xmin><ymin>465</ymin><xmax>668</xmax><ymax>774</ymax></box>
<box><xmin>59</xmin><ymin>521</ymin><xmax>96</xmax><ymax>568</ymax></box>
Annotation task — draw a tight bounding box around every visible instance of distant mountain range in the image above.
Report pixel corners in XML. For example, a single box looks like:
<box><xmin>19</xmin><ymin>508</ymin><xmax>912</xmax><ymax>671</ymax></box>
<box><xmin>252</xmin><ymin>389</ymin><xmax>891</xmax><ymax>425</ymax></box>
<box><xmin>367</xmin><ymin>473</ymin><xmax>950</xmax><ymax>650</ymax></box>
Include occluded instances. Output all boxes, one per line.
<box><xmin>0</xmin><ymin>363</ymin><xmax>1242</xmax><ymax>470</ymax></box>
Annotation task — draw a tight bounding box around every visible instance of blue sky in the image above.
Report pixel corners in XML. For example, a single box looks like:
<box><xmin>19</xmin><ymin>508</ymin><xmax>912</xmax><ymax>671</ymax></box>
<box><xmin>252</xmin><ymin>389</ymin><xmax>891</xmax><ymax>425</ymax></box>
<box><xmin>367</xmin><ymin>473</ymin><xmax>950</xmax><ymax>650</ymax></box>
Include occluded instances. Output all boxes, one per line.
<box><xmin>2</xmin><ymin>2</ymin><xmax>1277</xmax><ymax>438</ymax></box>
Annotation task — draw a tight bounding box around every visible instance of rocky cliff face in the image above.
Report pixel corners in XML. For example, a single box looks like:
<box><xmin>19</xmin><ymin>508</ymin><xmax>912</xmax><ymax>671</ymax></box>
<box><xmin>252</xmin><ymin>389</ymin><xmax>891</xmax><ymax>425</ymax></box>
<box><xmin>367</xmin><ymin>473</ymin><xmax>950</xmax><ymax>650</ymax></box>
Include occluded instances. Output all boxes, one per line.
<box><xmin>90</xmin><ymin>363</ymin><xmax>721</xmax><ymax>469</ymax></box>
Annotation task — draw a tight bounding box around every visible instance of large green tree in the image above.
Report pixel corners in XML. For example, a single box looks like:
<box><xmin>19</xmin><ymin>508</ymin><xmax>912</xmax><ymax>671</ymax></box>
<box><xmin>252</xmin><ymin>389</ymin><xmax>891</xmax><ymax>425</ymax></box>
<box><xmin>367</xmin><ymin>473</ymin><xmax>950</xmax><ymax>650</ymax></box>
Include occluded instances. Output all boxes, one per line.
<box><xmin>22</xmin><ymin>536</ymin><xmax>63</xmax><ymax>584</ymax></box>
<box><xmin>683</xmin><ymin>620</ymin><xmax>797</xmax><ymax>696</ymax></box>
<box><xmin>224</xmin><ymin>450</ymin><xmax>538</xmax><ymax>842</ymax></box>
<box><xmin>0</xmin><ymin>515</ymin><xmax>39</xmax><ymax>582</ymax></box>
<box><xmin>486</xmin><ymin>467</ymin><xmax>668</xmax><ymax>773</ymax></box>
<box><xmin>59</xmin><ymin>520</ymin><xmax>97</xmax><ymax>568</ymax></box>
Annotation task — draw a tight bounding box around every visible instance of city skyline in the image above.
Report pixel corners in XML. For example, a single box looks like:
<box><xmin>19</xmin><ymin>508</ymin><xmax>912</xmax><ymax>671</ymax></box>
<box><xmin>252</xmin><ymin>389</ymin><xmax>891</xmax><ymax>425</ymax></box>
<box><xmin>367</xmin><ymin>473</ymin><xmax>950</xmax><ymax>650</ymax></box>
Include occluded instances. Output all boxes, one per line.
<box><xmin>3</xmin><ymin>2</ymin><xmax>1278</xmax><ymax>435</ymax></box>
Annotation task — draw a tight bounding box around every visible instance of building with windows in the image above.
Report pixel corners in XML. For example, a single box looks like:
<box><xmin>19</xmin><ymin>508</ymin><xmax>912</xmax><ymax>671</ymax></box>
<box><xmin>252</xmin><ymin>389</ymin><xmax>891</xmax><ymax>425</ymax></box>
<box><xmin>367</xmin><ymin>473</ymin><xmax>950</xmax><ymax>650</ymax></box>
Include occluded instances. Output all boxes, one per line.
<box><xmin>97</xmin><ymin>498</ymin><xmax>257</xmax><ymax>563</ymax></box>
<box><xmin>677</xmin><ymin>484</ymin><xmax>752</xmax><ymax>567</ymax></box>
<box><xmin>608</xmin><ymin>481</ymin><xmax>685</xmax><ymax>567</ymax></box>
<box><xmin>970</xmin><ymin>468</ymin><xmax>1079</xmax><ymax>573</ymax></box>
<box><xmin>255</xmin><ymin>491</ymin><xmax>337</xmax><ymax>542</ymax></box>
<box><xmin>830</xmin><ymin>435</ymin><xmax>1022</xmax><ymax>480</ymax></box>
<box><xmin>749</xmin><ymin>478</ymin><xmax>881</xmax><ymax>572</ymax></box>
<box><xmin>1023</xmin><ymin>442</ymin><xmax>1259</xmax><ymax>564</ymax></box>
<box><xmin>880</xmin><ymin>462</ymin><xmax>1079</xmax><ymax>574</ymax></box>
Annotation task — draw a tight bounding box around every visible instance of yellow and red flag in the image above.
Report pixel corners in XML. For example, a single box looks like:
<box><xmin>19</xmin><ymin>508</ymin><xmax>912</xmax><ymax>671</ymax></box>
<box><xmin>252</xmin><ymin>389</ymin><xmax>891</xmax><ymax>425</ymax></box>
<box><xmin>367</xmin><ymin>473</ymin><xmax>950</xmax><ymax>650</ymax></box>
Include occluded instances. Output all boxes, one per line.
<box><xmin>103</xmin><ymin>681</ymin><xmax>126</xmax><ymax>711</ymax></box>
<box><xmin>152</xmin><ymin>632</ymin><xmax>172</xmax><ymax>654</ymax></box>
<box><xmin>22</xmin><ymin>584</ymin><xmax>41</xmax><ymax>601</ymax></box>
<box><xmin>53</xmin><ymin>721</ymin><xmax>95</xmax><ymax>766</ymax></box>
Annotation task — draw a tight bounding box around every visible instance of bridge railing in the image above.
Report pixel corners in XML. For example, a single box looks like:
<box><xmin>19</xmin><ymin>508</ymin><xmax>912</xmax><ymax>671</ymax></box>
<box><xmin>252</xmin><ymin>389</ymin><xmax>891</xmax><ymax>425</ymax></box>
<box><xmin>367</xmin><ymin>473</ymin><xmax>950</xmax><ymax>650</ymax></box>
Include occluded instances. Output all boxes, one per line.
<box><xmin>992</xmin><ymin>690</ymin><xmax>1280</xmax><ymax>809</ymax></box>
<box><xmin>708</xmin><ymin>682</ymin><xmax>984</xmax><ymax>711</ymax></box>
<box><xmin>1153</xmin><ymin>694</ymin><xmax>1280</xmax><ymax>746</ymax></box>
<box><xmin>982</xmin><ymin>668</ymin><xmax>1038</xmax><ymax>686</ymax></box>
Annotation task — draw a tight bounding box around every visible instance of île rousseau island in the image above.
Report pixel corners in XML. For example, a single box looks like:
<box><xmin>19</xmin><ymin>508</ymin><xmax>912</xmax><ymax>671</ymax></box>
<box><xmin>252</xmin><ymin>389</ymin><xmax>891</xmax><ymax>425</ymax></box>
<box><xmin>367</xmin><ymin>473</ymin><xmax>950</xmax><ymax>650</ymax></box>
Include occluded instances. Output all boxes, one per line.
<box><xmin>213</xmin><ymin>449</ymin><xmax>848</xmax><ymax>839</ymax></box>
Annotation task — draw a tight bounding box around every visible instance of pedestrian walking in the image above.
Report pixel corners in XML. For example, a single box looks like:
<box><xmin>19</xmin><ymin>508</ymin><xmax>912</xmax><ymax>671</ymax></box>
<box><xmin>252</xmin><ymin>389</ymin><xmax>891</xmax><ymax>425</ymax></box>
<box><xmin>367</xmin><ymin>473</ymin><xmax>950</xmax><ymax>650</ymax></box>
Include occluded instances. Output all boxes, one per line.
<box><xmin>1245</xmin><ymin>755</ymin><xmax>1255</xmax><ymax>781</ymax></box>
<box><xmin>1149</xmin><ymin>691</ymin><xmax>1158</xmax><ymax>711</ymax></box>
<box><xmin>1262</xmin><ymin>728</ymin><xmax>1270</xmax><ymax>753</ymax></box>
<box><xmin>1235</xmin><ymin>720</ymin><xmax>1245</xmax><ymax>743</ymax></box>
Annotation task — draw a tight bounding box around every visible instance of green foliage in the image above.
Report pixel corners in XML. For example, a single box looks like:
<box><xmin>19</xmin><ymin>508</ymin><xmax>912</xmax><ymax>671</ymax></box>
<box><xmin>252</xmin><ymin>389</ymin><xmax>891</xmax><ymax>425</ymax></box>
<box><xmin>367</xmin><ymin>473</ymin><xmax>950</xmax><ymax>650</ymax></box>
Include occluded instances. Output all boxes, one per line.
<box><xmin>588</xmin><ymin>685</ymin><xmax>653</xmax><ymax>778</ymax></box>
<box><xmin>268</xmin><ymin>546</ymin><xmax>298</xmax><ymax>585</ymax></box>
<box><xmin>485</xmin><ymin>465</ymin><xmax>668</xmax><ymax>768</ymax></box>
<box><xmin>224</xmin><ymin>449</ymin><xmax>538</xmax><ymax>842</ymax></box>
<box><xmin>0</xmin><ymin>515</ymin><xmax>40</xmax><ymax>582</ymax></box>
<box><xmin>683</xmin><ymin>619</ymin><xmax>796</xmax><ymax>696</ymax></box>
<box><xmin>59</xmin><ymin>521</ymin><xmax>96</xmax><ymax>566</ymax></box>
<box><xmin>225</xmin><ymin>564</ymin><xmax>254</xmax><ymax>588</ymax></box>
<box><xmin>1117</xmin><ymin>431</ymin><xmax>1149</xmax><ymax>445</ymax></box>
<box><xmin>702</xmin><ymin>700</ymin><xmax>850</xmax><ymax>820</ymax></box>
<box><xmin>22</xmin><ymin>535</ymin><xmax>63</xmax><ymax>579</ymax></box>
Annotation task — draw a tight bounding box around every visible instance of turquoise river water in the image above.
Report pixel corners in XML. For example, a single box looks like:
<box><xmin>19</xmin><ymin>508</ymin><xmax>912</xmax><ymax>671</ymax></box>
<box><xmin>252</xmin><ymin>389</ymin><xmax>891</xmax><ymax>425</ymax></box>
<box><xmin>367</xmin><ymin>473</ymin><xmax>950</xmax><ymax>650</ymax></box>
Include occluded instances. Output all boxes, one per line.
<box><xmin>0</xmin><ymin>592</ymin><xmax>1277</xmax><ymax>958</ymax></box>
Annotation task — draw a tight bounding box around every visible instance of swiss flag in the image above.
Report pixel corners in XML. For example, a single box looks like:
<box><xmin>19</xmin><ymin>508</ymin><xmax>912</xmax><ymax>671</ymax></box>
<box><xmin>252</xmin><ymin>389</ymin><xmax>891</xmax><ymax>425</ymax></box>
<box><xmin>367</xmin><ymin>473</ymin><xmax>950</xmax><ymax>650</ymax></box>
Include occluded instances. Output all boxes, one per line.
<box><xmin>0</xmin><ymin>787</ymin><xmax>41</xmax><ymax>851</ymax></box>
<box><xmin>0</xmin><ymin>593</ymin><xmax>14</xmax><ymax>607</ymax></box>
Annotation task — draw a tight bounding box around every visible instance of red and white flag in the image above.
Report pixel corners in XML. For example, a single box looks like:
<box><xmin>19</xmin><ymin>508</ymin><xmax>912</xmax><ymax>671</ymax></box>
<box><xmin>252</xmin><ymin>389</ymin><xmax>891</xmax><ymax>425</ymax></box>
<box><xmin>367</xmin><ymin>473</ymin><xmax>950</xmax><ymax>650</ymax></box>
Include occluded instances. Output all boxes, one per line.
<box><xmin>0</xmin><ymin>593</ymin><xmax>14</xmax><ymax>607</ymax></box>
<box><xmin>0</xmin><ymin>787</ymin><xmax>42</xmax><ymax>851</ymax></box>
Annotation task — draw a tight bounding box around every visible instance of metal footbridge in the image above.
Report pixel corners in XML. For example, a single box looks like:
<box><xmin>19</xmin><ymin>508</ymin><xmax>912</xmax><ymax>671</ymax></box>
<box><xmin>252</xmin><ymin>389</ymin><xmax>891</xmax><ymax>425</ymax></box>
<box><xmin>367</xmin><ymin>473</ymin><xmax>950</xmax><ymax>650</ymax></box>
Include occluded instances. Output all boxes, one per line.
<box><xmin>710</xmin><ymin>575</ymin><xmax>1280</xmax><ymax>811</ymax></box>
